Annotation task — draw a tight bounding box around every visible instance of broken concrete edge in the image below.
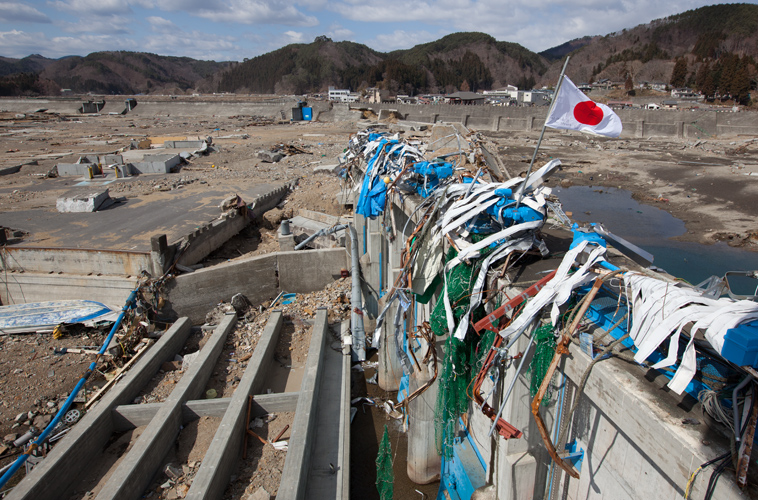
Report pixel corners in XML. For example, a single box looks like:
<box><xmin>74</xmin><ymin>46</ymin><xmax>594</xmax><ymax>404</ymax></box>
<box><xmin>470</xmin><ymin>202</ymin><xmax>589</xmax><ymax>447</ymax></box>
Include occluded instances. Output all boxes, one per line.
<box><xmin>185</xmin><ymin>311</ymin><xmax>284</xmax><ymax>500</ymax></box>
<box><xmin>7</xmin><ymin>318</ymin><xmax>193</xmax><ymax>500</ymax></box>
<box><xmin>95</xmin><ymin>314</ymin><xmax>237</xmax><ymax>500</ymax></box>
<box><xmin>277</xmin><ymin>308</ymin><xmax>329</xmax><ymax>500</ymax></box>
<box><xmin>111</xmin><ymin>392</ymin><xmax>300</xmax><ymax>432</ymax></box>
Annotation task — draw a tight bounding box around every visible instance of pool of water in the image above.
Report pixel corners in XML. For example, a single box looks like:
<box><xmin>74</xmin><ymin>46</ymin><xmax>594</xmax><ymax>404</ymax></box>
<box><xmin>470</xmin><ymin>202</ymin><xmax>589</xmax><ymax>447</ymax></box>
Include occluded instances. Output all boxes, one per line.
<box><xmin>554</xmin><ymin>186</ymin><xmax>757</xmax><ymax>285</ymax></box>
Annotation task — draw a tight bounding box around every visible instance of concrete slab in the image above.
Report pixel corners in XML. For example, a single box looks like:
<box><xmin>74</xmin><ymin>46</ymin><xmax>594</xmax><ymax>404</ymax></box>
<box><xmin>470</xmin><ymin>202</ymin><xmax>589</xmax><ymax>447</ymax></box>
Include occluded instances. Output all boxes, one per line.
<box><xmin>2</xmin><ymin>185</ymin><xmax>277</xmax><ymax>251</ymax></box>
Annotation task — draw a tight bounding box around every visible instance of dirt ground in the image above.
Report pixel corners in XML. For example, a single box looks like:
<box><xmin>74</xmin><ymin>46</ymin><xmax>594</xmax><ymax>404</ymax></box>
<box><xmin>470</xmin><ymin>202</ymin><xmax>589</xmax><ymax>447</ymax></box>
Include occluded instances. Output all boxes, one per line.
<box><xmin>0</xmin><ymin>104</ymin><xmax>756</xmax><ymax>497</ymax></box>
<box><xmin>487</xmin><ymin>131</ymin><xmax>758</xmax><ymax>249</ymax></box>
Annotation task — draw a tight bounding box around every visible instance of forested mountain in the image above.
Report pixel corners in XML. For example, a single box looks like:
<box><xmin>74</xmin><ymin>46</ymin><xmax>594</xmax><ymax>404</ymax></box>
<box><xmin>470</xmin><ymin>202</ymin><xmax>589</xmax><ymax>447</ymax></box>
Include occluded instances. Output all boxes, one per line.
<box><xmin>217</xmin><ymin>33</ymin><xmax>547</xmax><ymax>95</ymax></box>
<box><xmin>0</xmin><ymin>52</ymin><xmax>230</xmax><ymax>96</ymax></box>
<box><xmin>0</xmin><ymin>3</ymin><xmax>756</xmax><ymax>102</ymax></box>
<box><xmin>539</xmin><ymin>3</ymin><xmax>758</xmax><ymax>104</ymax></box>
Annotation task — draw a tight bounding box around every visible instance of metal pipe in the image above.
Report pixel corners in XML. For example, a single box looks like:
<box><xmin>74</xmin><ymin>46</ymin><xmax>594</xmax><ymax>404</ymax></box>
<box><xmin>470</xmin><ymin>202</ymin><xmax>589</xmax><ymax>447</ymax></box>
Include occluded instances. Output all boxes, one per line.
<box><xmin>349</xmin><ymin>224</ymin><xmax>366</xmax><ymax>361</ymax></box>
<box><xmin>515</xmin><ymin>56</ymin><xmax>571</xmax><ymax>211</ymax></box>
<box><xmin>488</xmin><ymin>335</ymin><xmax>535</xmax><ymax>437</ymax></box>
<box><xmin>734</xmin><ymin>374</ymin><xmax>752</xmax><ymax>441</ymax></box>
<box><xmin>294</xmin><ymin>224</ymin><xmax>348</xmax><ymax>250</ymax></box>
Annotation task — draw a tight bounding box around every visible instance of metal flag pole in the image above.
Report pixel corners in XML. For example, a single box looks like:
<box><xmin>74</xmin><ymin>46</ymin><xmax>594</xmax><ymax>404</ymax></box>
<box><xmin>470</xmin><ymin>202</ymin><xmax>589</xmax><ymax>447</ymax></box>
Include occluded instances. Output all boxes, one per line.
<box><xmin>515</xmin><ymin>55</ymin><xmax>571</xmax><ymax>210</ymax></box>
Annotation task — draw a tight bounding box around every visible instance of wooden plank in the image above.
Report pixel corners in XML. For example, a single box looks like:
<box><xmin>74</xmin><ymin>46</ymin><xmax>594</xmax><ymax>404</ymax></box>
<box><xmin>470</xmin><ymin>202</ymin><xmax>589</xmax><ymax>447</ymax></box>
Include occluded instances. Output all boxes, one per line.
<box><xmin>95</xmin><ymin>314</ymin><xmax>237</xmax><ymax>500</ymax></box>
<box><xmin>185</xmin><ymin>311</ymin><xmax>283</xmax><ymax>500</ymax></box>
<box><xmin>111</xmin><ymin>392</ymin><xmax>301</xmax><ymax>432</ymax></box>
<box><xmin>8</xmin><ymin>318</ymin><xmax>193</xmax><ymax>500</ymax></box>
<box><xmin>278</xmin><ymin>308</ymin><xmax>328</xmax><ymax>500</ymax></box>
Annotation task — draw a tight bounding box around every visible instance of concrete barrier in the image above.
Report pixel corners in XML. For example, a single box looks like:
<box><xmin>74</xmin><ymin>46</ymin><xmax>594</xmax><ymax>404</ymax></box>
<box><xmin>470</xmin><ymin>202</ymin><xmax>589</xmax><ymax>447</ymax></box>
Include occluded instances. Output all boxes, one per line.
<box><xmin>351</xmin><ymin>102</ymin><xmax>758</xmax><ymax>138</ymax></box>
<box><xmin>0</xmin><ymin>271</ymin><xmax>137</xmax><ymax>305</ymax></box>
<box><xmin>166</xmin><ymin>248</ymin><xmax>347</xmax><ymax>323</ymax></box>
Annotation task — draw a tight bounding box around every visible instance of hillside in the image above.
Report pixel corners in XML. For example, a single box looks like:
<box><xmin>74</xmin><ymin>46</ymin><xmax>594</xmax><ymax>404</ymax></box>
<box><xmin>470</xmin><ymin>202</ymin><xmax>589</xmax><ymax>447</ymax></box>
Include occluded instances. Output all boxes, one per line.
<box><xmin>218</xmin><ymin>33</ymin><xmax>547</xmax><ymax>95</ymax></box>
<box><xmin>539</xmin><ymin>3</ymin><xmax>757</xmax><ymax>104</ymax></box>
<box><xmin>32</xmin><ymin>52</ymin><xmax>229</xmax><ymax>95</ymax></box>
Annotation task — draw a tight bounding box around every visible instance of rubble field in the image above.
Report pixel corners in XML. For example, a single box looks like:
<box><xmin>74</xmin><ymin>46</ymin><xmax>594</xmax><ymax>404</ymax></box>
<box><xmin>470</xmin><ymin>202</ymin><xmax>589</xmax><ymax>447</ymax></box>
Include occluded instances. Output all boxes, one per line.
<box><xmin>0</xmin><ymin>108</ymin><xmax>756</xmax><ymax>497</ymax></box>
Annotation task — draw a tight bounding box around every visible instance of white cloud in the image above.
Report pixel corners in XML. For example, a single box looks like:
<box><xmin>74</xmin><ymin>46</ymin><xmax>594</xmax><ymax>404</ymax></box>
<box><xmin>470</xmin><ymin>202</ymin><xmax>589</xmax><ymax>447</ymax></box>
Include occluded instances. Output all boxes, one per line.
<box><xmin>326</xmin><ymin>23</ymin><xmax>353</xmax><ymax>40</ymax></box>
<box><xmin>0</xmin><ymin>29</ymin><xmax>142</xmax><ymax>57</ymax></box>
<box><xmin>369</xmin><ymin>29</ymin><xmax>438</xmax><ymax>51</ymax></box>
<box><xmin>50</xmin><ymin>0</ymin><xmax>135</xmax><ymax>16</ymax></box>
<box><xmin>55</xmin><ymin>15</ymin><xmax>132</xmax><ymax>35</ymax></box>
<box><xmin>282</xmin><ymin>30</ymin><xmax>305</xmax><ymax>43</ymax></box>
<box><xmin>154</xmin><ymin>0</ymin><xmax>318</xmax><ymax>26</ymax></box>
<box><xmin>142</xmin><ymin>30</ymin><xmax>239</xmax><ymax>60</ymax></box>
<box><xmin>0</xmin><ymin>2</ymin><xmax>52</xmax><ymax>23</ymax></box>
<box><xmin>146</xmin><ymin>15</ymin><xmax>177</xmax><ymax>29</ymax></box>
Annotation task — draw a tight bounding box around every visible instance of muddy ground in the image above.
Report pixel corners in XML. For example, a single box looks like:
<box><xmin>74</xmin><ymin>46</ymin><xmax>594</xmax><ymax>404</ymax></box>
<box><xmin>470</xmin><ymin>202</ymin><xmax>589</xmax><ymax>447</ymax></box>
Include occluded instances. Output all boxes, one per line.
<box><xmin>0</xmin><ymin>106</ymin><xmax>756</xmax><ymax>497</ymax></box>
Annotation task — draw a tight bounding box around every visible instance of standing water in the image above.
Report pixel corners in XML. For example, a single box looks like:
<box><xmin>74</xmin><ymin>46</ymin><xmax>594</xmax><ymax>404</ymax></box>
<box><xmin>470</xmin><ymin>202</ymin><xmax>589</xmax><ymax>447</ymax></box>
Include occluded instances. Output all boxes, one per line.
<box><xmin>555</xmin><ymin>186</ymin><xmax>757</xmax><ymax>285</ymax></box>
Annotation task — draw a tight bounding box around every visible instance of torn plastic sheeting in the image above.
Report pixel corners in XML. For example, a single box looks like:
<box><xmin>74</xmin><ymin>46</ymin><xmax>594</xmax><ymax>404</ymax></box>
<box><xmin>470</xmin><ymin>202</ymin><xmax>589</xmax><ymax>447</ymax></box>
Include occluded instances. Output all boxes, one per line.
<box><xmin>623</xmin><ymin>273</ymin><xmax>758</xmax><ymax>394</ymax></box>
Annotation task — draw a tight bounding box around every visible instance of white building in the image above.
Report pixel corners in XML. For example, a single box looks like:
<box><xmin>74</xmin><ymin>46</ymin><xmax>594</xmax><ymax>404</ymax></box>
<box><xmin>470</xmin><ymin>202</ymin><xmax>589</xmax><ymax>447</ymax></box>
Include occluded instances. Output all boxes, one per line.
<box><xmin>328</xmin><ymin>87</ymin><xmax>359</xmax><ymax>103</ymax></box>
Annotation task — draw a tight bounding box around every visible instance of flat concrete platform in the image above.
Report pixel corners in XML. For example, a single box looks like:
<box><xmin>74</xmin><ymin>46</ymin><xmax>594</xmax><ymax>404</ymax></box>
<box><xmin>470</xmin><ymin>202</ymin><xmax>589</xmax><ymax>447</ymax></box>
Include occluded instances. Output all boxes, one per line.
<box><xmin>2</xmin><ymin>184</ymin><xmax>277</xmax><ymax>251</ymax></box>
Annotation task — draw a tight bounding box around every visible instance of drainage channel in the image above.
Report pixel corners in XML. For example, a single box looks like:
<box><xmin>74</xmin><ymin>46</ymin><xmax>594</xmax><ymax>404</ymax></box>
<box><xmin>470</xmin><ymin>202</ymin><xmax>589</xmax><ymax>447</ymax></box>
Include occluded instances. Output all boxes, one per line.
<box><xmin>6</xmin><ymin>309</ymin><xmax>350</xmax><ymax>500</ymax></box>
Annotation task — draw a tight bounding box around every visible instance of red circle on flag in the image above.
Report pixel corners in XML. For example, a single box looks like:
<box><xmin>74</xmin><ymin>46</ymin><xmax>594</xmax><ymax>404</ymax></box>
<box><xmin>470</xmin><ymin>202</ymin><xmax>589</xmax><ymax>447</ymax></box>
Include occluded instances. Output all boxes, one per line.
<box><xmin>573</xmin><ymin>101</ymin><xmax>604</xmax><ymax>126</ymax></box>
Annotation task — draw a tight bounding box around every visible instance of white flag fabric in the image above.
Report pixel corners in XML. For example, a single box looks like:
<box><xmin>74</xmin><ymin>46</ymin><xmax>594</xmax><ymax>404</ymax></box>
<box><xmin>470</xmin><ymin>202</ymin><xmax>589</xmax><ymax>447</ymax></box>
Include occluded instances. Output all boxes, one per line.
<box><xmin>545</xmin><ymin>76</ymin><xmax>622</xmax><ymax>138</ymax></box>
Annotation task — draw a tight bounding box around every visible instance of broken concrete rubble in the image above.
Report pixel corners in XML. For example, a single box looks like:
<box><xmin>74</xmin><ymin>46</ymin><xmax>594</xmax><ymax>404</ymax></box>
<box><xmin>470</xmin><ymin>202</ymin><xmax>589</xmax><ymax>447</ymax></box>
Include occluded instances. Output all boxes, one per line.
<box><xmin>256</xmin><ymin>151</ymin><xmax>284</xmax><ymax>163</ymax></box>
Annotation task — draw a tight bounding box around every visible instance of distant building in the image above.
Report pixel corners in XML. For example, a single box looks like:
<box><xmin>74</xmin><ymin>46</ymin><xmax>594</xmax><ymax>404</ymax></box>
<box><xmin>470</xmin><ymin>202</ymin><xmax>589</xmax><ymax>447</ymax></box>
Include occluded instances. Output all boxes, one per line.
<box><xmin>518</xmin><ymin>90</ymin><xmax>550</xmax><ymax>106</ymax></box>
<box><xmin>671</xmin><ymin>88</ymin><xmax>701</xmax><ymax>100</ymax></box>
<box><xmin>328</xmin><ymin>87</ymin><xmax>359</xmax><ymax>103</ymax></box>
<box><xmin>445</xmin><ymin>91</ymin><xmax>485</xmax><ymax>105</ymax></box>
<box><xmin>662</xmin><ymin>100</ymin><xmax>678</xmax><ymax>109</ymax></box>
<box><xmin>366</xmin><ymin>88</ymin><xmax>391</xmax><ymax>103</ymax></box>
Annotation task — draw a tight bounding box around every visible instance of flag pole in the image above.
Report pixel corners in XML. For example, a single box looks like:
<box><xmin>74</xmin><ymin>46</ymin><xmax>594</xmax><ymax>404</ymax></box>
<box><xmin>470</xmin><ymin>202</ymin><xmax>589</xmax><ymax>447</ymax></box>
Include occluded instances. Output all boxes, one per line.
<box><xmin>515</xmin><ymin>55</ymin><xmax>571</xmax><ymax>209</ymax></box>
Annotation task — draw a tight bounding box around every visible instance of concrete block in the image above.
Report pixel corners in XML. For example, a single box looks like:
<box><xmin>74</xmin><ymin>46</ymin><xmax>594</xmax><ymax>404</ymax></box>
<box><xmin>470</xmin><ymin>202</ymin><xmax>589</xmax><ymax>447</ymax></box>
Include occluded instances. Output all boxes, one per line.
<box><xmin>163</xmin><ymin>140</ymin><xmax>205</xmax><ymax>149</ymax></box>
<box><xmin>167</xmin><ymin>253</ymin><xmax>279</xmax><ymax>323</ymax></box>
<box><xmin>129</xmin><ymin>154</ymin><xmax>182</xmax><ymax>174</ymax></box>
<box><xmin>56</xmin><ymin>189</ymin><xmax>114</xmax><ymax>213</ymax></box>
<box><xmin>256</xmin><ymin>150</ymin><xmax>283</xmax><ymax>163</ymax></box>
<box><xmin>313</xmin><ymin>163</ymin><xmax>342</xmax><ymax>175</ymax></box>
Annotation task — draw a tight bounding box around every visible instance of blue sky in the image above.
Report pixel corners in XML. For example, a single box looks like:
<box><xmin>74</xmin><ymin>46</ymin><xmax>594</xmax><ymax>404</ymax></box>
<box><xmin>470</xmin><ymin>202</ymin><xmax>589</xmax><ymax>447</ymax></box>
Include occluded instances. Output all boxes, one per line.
<box><xmin>0</xmin><ymin>1</ymin><xmax>751</xmax><ymax>61</ymax></box>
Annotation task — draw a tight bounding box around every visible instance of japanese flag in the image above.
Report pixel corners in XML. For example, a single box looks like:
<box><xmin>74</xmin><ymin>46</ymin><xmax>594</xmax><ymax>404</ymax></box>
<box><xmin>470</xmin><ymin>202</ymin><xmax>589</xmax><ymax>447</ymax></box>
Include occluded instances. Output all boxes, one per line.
<box><xmin>545</xmin><ymin>76</ymin><xmax>622</xmax><ymax>138</ymax></box>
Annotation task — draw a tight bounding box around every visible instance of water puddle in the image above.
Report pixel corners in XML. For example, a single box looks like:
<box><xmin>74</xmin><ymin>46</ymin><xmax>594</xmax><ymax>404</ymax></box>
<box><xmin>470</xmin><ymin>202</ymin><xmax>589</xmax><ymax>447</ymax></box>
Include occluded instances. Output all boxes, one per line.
<box><xmin>555</xmin><ymin>186</ymin><xmax>757</xmax><ymax>284</ymax></box>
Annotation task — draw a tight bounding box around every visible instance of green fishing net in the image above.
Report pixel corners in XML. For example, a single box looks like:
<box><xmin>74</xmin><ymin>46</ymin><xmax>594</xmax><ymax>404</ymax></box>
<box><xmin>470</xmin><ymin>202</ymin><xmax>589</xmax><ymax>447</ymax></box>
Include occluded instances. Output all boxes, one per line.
<box><xmin>375</xmin><ymin>425</ymin><xmax>393</xmax><ymax>500</ymax></box>
<box><xmin>527</xmin><ymin>324</ymin><xmax>557</xmax><ymax>405</ymax></box>
<box><xmin>431</xmin><ymin>242</ymin><xmax>498</xmax><ymax>459</ymax></box>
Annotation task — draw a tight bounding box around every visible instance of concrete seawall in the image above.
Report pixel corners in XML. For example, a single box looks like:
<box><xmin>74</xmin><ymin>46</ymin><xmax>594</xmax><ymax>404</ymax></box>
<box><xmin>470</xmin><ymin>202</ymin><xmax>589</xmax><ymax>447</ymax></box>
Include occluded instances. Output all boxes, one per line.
<box><xmin>351</xmin><ymin>102</ymin><xmax>758</xmax><ymax>139</ymax></box>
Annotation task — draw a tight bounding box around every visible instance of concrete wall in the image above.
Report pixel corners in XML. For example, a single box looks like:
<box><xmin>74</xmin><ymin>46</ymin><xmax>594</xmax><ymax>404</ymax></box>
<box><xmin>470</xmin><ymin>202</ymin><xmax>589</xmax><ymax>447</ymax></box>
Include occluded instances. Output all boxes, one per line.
<box><xmin>175</xmin><ymin>210</ymin><xmax>248</xmax><ymax>267</ymax></box>
<box><xmin>352</xmin><ymin>102</ymin><xmax>758</xmax><ymax>138</ymax></box>
<box><xmin>0</xmin><ymin>272</ymin><xmax>136</xmax><ymax>306</ymax></box>
<box><xmin>0</xmin><ymin>98</ymin><xmax>332</xmax><ymax>120</ymax></box>
<box><xmin>166</xmin><ymin>248</ymin><xmax>347</xmax><ymax>323</ymax></box>
<box><xmin>1</xmin><ymin>247</ymin><xmax>152</xmax><ymax>276</ymax></box>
